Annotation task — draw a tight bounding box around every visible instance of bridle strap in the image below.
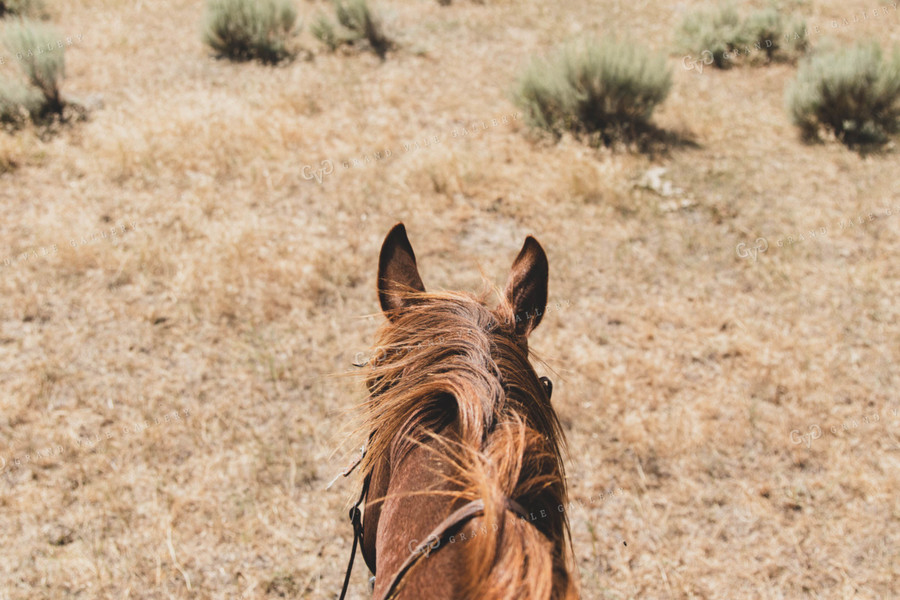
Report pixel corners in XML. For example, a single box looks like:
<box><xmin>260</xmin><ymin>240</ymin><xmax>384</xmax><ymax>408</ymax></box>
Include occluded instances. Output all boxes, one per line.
<box><xmin>358</xmin><ymin>478</ymin><xmax>377</xmax><ymax>575</ymax></box>
<box><xmin>339</xmin><ymin>471</ymin><xmax>370</xmax><ymax>600</ymax></box>
<box><xmin>381</xmin><ymin>497</ymin><xmax>530</xmax><ymax>600</ymax></box>
<box><xmin>337</xmin><ymin>441</ymin><xmax>372</xmax><ymax>600</ymax></box>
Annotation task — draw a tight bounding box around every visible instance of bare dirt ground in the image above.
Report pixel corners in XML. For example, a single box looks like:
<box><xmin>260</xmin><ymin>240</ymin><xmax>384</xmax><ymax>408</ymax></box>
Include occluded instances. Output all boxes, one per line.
<box><xmin>0</xmin><ymin>0</ymin><xmax>898</xmax><ymax>598</ymax></box>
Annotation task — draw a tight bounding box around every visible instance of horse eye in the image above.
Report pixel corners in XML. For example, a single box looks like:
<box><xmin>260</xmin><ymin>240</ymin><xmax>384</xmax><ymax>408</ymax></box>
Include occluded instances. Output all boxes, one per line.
<box><xmin>540</xmin><ymin>376</ymin><xmax>553</xmax><ymax>399</ymax></box>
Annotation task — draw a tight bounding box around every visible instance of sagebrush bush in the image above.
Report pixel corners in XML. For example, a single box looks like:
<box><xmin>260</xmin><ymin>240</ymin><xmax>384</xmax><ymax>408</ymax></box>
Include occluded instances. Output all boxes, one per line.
<box><xmin>0</xmin><ymin>0</ymin><xmax>43</xmax><ymax>17</ymax></box>
<box><xmin>203</xmin><ymin>0</ymin><xmax>299</xmax><ymax>64</ymax></box>
<box><xmin>312</xmin><ymin>0</ymin><xmax>391</xmax><ymax>59</ymax></box>
<box><xmin>1</xmin><ymin>19</ymin><xmax>65</xmax><ymax>122</ymax></box>
<box><xmin>742</xmin><ymin>8</ymin><xmax>807</xmax><ymax>63</ymax></box>
<box><xmin>311</xmin><ymin>14</ymin><xmax>339</xmax><ymax>51</ymax></box>
<box><xmin>787</xmin><ymin>43</ymin><xmax>900</xmax><ymax>146</ymax></box>
<box><xmin>0</xmin><ymin>77</ymin><xmax>43</xmax><ymax>124</ymax></box>
<box><xmin>676</xmin><ymin>3</ymin><xmax>745</xmax><ymax>68</ymax></box>
<box><xmin>513</xmin><ymin>38</ymin><xmax>672</xmax><ymax>146</ymax></box>
<box><xmin>678</xmin><ymin>4</ymin><xmax>807</xmax><ymax>68</ymax></box>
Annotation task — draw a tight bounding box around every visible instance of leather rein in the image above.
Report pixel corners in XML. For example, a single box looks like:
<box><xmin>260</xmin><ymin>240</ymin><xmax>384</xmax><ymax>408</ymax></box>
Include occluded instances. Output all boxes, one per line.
<box><xmin>336</xmin><ymin>375</ymin><xmax>553</xmax><ymax>600</ymax></box>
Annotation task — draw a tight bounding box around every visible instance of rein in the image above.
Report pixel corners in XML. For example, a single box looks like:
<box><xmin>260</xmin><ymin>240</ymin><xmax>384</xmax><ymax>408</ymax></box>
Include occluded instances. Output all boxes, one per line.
<box><xmin>337</xmin><ymin>376</ymin><xmax>554</xmax><ymax>599</ymax></box>
<box><xmin>332</xmin><ymin>443</ymin><xmax>373</xmax><ymax>600</ymax></box>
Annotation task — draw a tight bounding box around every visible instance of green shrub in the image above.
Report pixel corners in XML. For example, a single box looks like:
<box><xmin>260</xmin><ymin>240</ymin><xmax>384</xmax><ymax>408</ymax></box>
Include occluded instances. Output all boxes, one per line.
<box><xmin>787</xmin><ymin>43</ymin><xmax>900</xmax><ymax>146</ymax></box>
<box><xmin>742</xmin><ymin>8</ymin><xmax>807</xmax><ymax>63</ymax></box>
<box><xmin>313</xmin><ymin>0</ymin><xmax>392</xmax><ymax>59</ymax></box>
<box><xmin>676</xmin><ymin>3</ymin><xmax>746</xmax><ymax>68</ymax></box>
<box><xmin>0</xmin><ymin>76</ymin><xmax>43</xmax><ymax>124</ymax></box>
<box><xmin>678</xmin><ymin>4</ymin><xmax>808</xmax><ymax>68</ymax></box>
<box><xmin>0</xmin><ymin>0</ymin><xmax>44</xmax><ymax>18</ymax></box>
<box><xmin>1</xmin><ymin>19</ymin><xmax>65</xmax><ymax>122</ymax></box>
<box><xmin>311</xmin><ymin>14</ymin><xmax>339</xmax><ymax>51</ymax></box>
<box><xmin>784</xmin><ymin>18</ymin><xmax>809</xmax><ymax>56</ymax></box>
<box><xmin>203</xmin><ymin>0</ymin><xmax>299</xmax><ymax>64</ymax></box>
<box><xmin>743</xmin><ymin>9</ymin><xmax>785</xmax><ymax>61</ymax></box>
<box><xmin>512</xmin><ymin>37</ymin><xmax>672</xmax><ymax>146</ymax></box>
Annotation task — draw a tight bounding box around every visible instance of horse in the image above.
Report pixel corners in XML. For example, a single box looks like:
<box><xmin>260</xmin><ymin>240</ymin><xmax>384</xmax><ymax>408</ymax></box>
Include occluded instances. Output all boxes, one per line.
<box><xmin>338</xmin><ymin>223</ymin><xmax>576</xmax><ymax>599</ymax></box>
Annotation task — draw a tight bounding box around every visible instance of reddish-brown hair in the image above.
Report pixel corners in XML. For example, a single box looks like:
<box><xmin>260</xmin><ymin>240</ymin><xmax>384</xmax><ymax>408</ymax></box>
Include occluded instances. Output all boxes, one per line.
<box><xmin>357</xmin><ymin>224</ymin><xmax>576</xmax><ymax>599</ymax></box>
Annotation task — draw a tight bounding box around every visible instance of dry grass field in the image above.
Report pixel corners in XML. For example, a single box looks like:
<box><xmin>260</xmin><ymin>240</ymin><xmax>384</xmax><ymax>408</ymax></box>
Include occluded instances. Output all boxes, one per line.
<box><xmin>1</xmin><ymin>0</ymin><xmax>898</xmax><ymax>598</ymax></box>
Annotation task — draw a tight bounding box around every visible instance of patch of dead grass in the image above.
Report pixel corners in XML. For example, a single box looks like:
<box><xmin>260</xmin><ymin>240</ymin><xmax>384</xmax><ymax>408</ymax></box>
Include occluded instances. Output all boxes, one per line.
<box><xmin>0</xmin><ymin>0</ymin><xmax>898</xmax><ymax>598</ymax></box>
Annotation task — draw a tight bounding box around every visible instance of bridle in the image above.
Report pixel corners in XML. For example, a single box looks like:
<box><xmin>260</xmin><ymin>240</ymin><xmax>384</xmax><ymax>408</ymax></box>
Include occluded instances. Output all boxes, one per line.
<box><xmin>336</xmin><ymin>375</ymin><xmax>554</xmax><ymax>600</ymax></box>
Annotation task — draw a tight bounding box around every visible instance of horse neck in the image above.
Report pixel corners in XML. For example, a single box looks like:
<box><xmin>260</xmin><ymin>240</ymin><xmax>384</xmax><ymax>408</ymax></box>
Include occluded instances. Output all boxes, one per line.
<box><xmin>365</xmin><ymin>425</ymin><xmax>574</xmax><ymax>600</ymax></box>
<box><xmin>369</xmin><ymin>436</ymin><xmax>472</xmax><ymax>599</ymax></box>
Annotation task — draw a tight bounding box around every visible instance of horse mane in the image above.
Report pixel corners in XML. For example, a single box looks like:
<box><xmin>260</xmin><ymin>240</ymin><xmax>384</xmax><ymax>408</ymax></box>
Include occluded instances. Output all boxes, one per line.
<box><xmin>358</xmin><ymin>288</ymin><xmax>575</xmax><ymax>599</ymax></box>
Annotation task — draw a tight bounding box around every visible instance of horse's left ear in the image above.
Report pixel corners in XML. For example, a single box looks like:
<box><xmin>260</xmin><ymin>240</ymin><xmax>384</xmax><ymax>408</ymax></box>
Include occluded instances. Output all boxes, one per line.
<box><xmin>504</xmin><ymin>236</ymin><xmax>548</xmax><ymax>337</ymax></box>
<box><xmin>378</xmin><ymin>223</ymin><xmax>426</xmax><ymax>320</ymax></box>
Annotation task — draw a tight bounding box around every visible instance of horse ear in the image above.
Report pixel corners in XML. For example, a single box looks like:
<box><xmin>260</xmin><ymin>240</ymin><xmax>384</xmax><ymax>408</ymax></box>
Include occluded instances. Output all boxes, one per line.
<box><xmin>504</xmin><ymin>236</ymin><xmax>548</xmax><ymax>337</ymax></box>
<box><xmin>378</xmin><ymin>223</ymin><xmax>426</xmax><ymax>320</ymax></box>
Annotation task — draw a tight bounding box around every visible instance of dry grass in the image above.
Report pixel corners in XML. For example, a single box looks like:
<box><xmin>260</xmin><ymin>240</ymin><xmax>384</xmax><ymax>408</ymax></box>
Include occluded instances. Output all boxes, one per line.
<box><xmin>0</xmin><ymin>0</ymin><xmax>898</xmax><ymax>598</ymax></box>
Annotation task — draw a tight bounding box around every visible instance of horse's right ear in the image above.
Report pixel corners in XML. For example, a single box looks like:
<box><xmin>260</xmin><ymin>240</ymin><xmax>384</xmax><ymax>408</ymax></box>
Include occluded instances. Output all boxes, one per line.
<box><xmin>378</xmin><ymin>223</ymin><xmax>426</xmax><ymax>320</ymax></box>
<box><xmin>504</xmin><ymin>235</ymin><xmax>548</xmax><ymax>337</ymax></box>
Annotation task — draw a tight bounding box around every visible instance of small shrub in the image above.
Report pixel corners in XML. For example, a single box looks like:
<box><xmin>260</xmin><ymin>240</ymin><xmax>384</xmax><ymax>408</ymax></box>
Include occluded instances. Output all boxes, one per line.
<box><xmin>513</xmin><ymin>37</ymin><xmax>672</xmax><ymax>146</ymax></box>
<box><xmin>678</xmin><ymin>4</ymin><xmax>808</xmax><ymax>68</ymax></box>
<box><xmin>203</xmin><ymin>0</ymin><xmax>299</xmax><ymax>64</ymax></box>
<box><xmin>743</xmin><ymin>8</ymin><xmax>784</xmax><ymax>61</ymax></box>
<box><xmin>0</xmin><ymin>0</ymin><xmax>44</xmax><ymax>18</ymax></box>
<box><xmin>676</xmin><ymin>3</ymin><xmax>745</xmax><ymax>68</ymax></box>
<box><xmin>784</xmin><ymin>19</ymin><xmax>809</xmax><ymax>56</ymax></box>
<box><xmin>1</xmin><ymin>19</ymin><xmax>66</xmax><ymax>122</ymax></box>
<box><xmin>0</xmin><ymin>76</ymin><xmax>43</xmax><ymax>124</ymax></box>
<box><xmin>742</xmin><ymin>8</ymin><xmax>807</xmax><ymax>63</ymax></box>
<box><xmin>787</xmin><ymin>43</ymin><xmax>900</xmax><ymax>146</ymax></box>
<box><xmin>313</xmin><ymin>0</ymin><xmax>392</xmax><ymax>59</ymax></box>
<box><xmin>311</xmin><ymin>14</ymin><xmax>339</xmax><ymax>51</ymax></box>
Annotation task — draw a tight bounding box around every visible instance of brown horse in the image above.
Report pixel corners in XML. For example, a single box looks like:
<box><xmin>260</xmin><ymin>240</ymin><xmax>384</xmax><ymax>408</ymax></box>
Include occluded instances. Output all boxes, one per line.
<box><xmin>339</xmin><ymin>223</ymin><xmax>576</xmax><ymax>599</ymax></box>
